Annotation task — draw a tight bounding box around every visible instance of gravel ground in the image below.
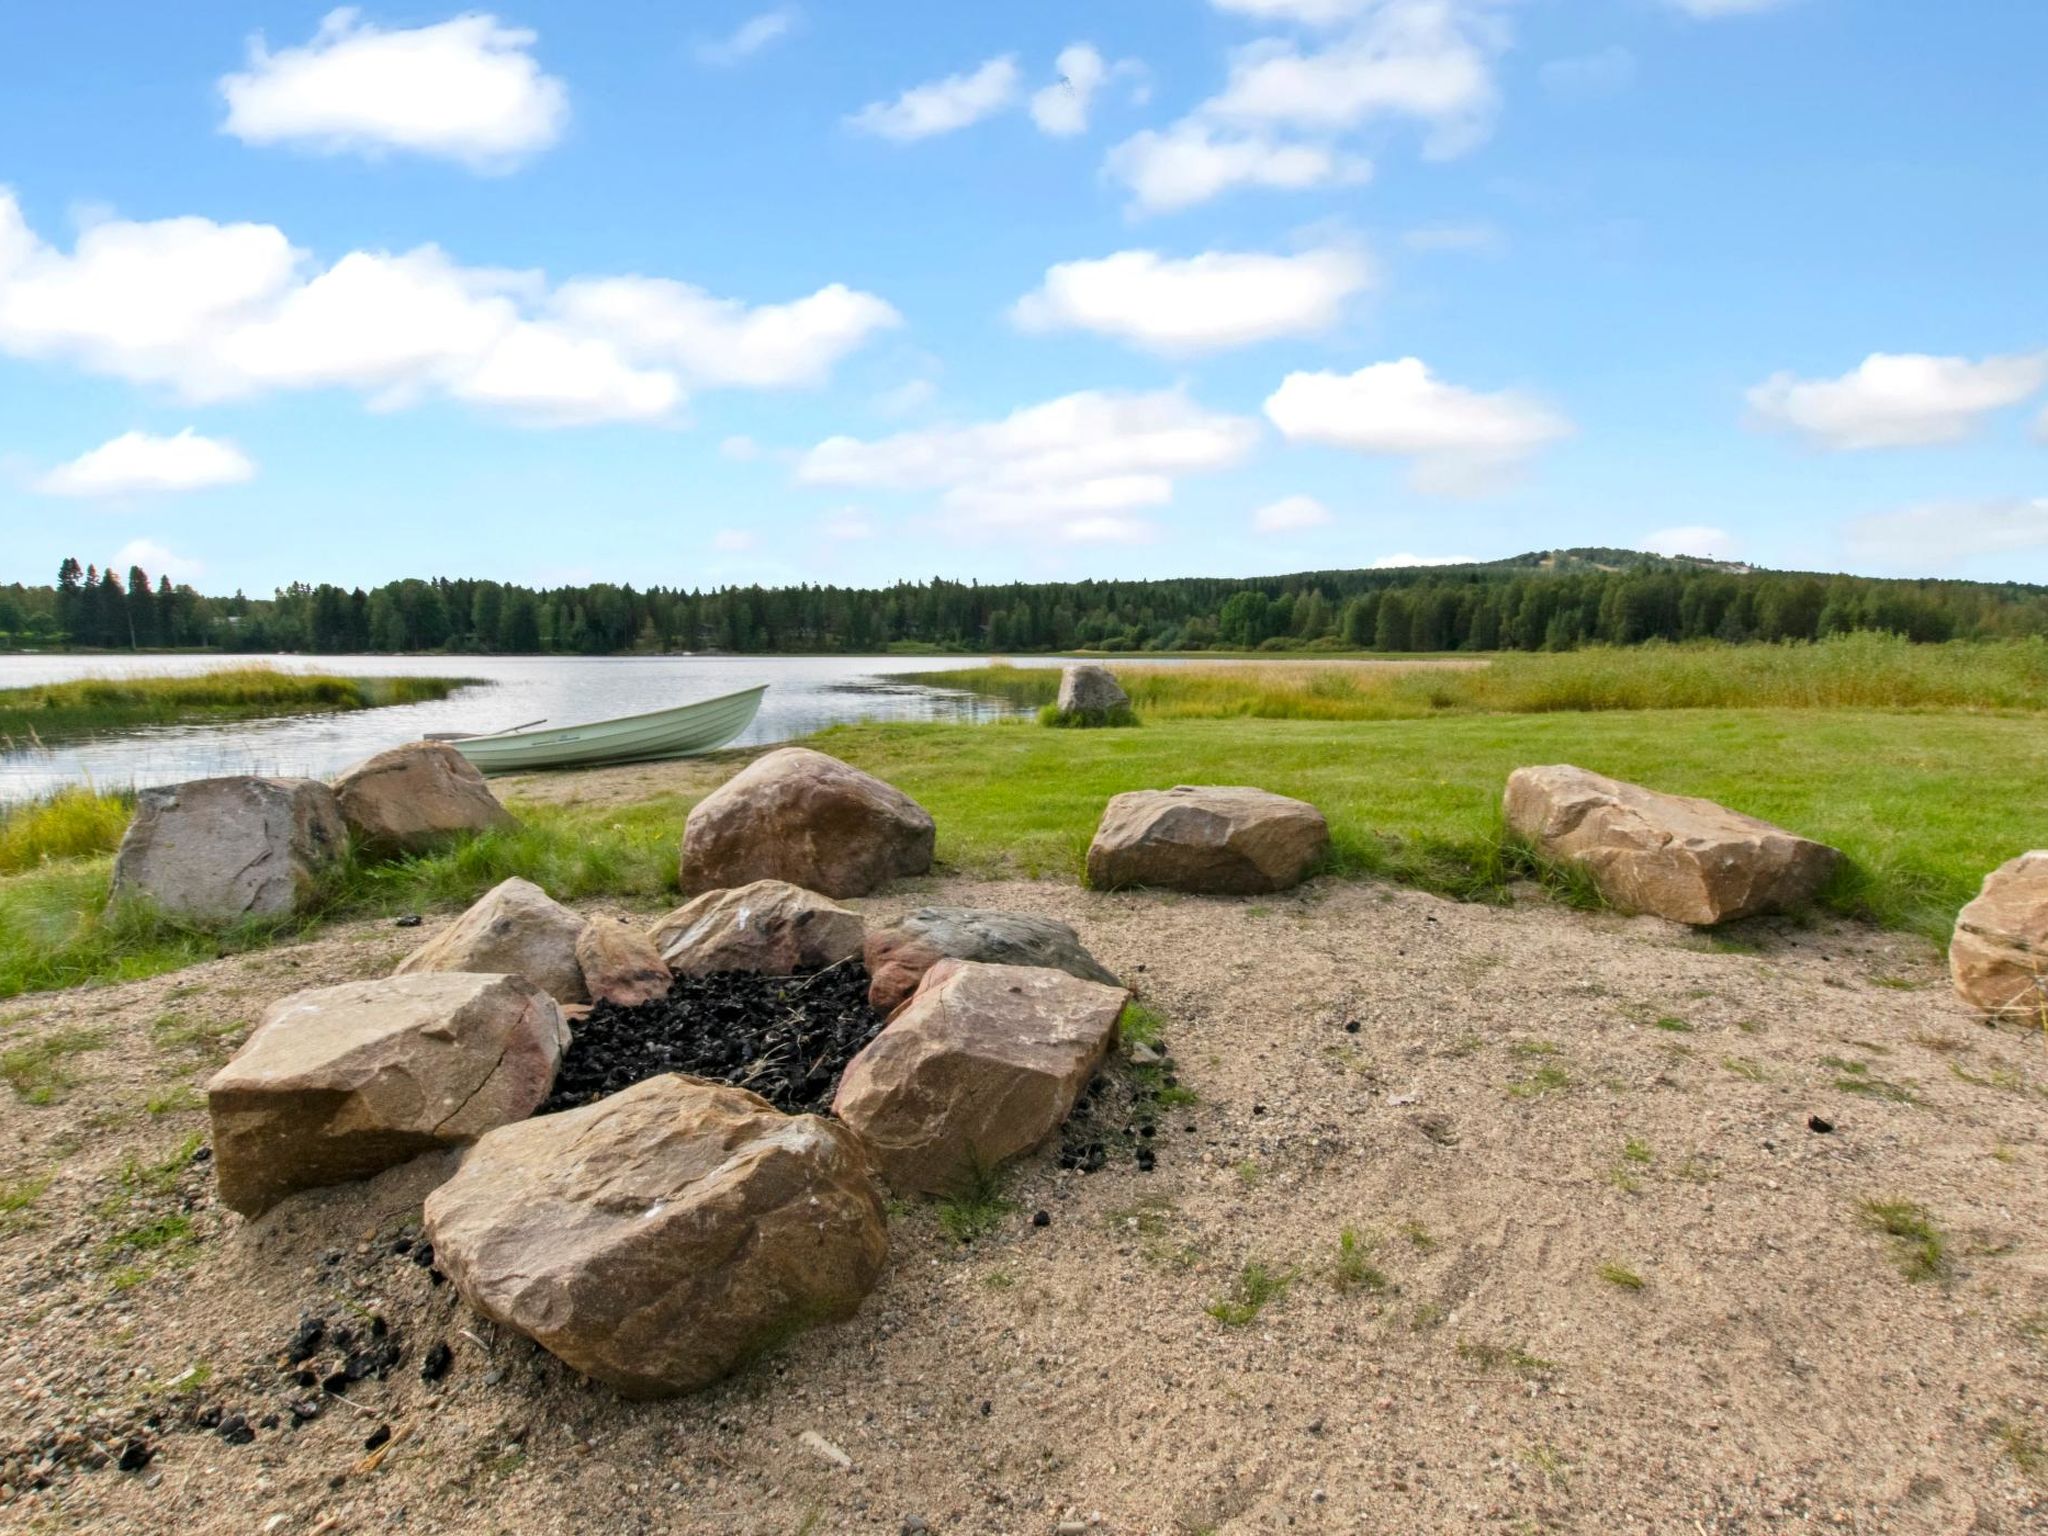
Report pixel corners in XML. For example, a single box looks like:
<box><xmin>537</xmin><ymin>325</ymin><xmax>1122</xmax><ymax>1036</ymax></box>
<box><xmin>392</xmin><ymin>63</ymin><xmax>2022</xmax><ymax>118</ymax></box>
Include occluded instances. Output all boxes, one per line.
<box><xmin>2</xmin><ymin>874</ymin><xmax>2045</xmax><ymax>1535</ymax></box>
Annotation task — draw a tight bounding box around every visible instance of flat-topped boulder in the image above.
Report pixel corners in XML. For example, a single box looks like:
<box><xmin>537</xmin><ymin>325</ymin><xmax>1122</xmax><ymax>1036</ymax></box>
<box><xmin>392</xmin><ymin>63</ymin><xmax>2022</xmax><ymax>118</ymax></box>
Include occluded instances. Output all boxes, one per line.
<box><xmin>424</xmin><ymin>1074</ymin><xmax>887</xmax><ymax>1398</ymax></box>
<box><xmin>864</xmin><ymin>906</ymin><xmax>1119</xmax><ymax>1014</ymax></box>
<box><xmin>680</xmin><ymin>747</ymin><xmax>934</xmax><ymax>899</ymax></box>
<box><xmin>207</xmin><ymin>972</ymin><xmax>566</xmax><ymax>1217</ymax></box>
<box><xmin>1503</xmin><ymin>764</ymin><xmax>1840</xmax><ymax>926</ymax></box>
<box><xmin>1086</xmin><ymin>785</ymin><xmax>1328</xmax><ymax>895</ymax></box>
<box><xmin>1951</xmin><ymin>852</ymin><xmax>2048</xmax><ymax>1020</ymax></box>
<box><xmin>649</xmin><ymin>879</ymin><xmax>865</xmax><ymax>977</ymax></box>
<box><xmin>1057</xmin><ymin>664</ymin><xmax>1130</xmax><ymax>717</ymax></box>
<box><xmin>834</xmin><ymin>959</ymin><xmax>1128</xmax><ymax>1195</ymax></box>
<box><xmin>331</xmin><ymin>740</ymin><xmax>514</xmax><ymax>855</ymax></box>
<box><xmin>575</xmin><ymin>917</ymin><xmax>672</xmax><ymax>1007</ymax></box>
<box><xmin>110</xmin><ymin>775</ymin><xmax>346</xmax><ymax>923</ymax></box>
<box><xmin>395</xmin><ymin>877</ymin><xmax>589</xmax><ymax>1003</ymax></box>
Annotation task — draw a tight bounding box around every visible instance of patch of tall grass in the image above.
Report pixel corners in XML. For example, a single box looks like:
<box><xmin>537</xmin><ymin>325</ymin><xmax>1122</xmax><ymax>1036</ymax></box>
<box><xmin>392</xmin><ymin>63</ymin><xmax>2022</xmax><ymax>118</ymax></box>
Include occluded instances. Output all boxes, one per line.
<box><xmin>0</xmin><ymin>798</ymin><xmax>684</xmax><ymax>1000</ymax></box>
<box><xmin>0</xmin><ymin>786</ymin><xmax>134</xmax><ymax>872</ymax></box>
<box><xmin>916</xmin><ymin>635</ymin><xmax>2048</xmax><ymax>721</ymax></box>
<box><xmin>0</xmin><ymin>666</ymin><xmax>479</xmax><ymax>742</ymax></box>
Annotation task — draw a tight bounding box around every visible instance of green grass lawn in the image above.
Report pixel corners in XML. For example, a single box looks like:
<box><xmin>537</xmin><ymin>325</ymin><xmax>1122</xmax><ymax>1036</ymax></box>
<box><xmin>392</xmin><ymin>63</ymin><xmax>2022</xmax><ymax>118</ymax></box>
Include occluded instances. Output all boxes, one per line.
<box><xmin>1</xmin><ymin>703</ymin><xmax>2034</xmax><ymax>999</ymax></box>
<box><xmin>800</xmin><ymin>708</ymin><xmax>2037</xmax><ymax>940</ymax></box>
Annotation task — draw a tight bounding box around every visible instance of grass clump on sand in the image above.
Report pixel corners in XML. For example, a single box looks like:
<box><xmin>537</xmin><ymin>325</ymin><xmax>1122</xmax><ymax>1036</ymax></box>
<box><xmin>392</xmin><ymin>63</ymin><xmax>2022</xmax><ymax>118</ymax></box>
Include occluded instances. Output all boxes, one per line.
<box><xmin>935</xmin><ymin>1157</ymin><xmax>1015</xmax><ymax>1244</ymax></box>
<box><xmin>1860</xmin><ymin>1198</ymin><xmax>1951</xmax><ymax>1282</ymax></box>
<box><xmin>0</xmin><ymin>787</ymin><xmax>135</xmax><ymax>873</ymax></box>
<box><xmin>0</xmin><ymin>797</ymin><xmax>682</xmax><ymax>1000</ymax></box>
<box><xmin>1333</xmin><ymin>1229</ymin><xmax>1389</xmax><ymax>1294</ymax></box>
<box><xmin>0</xmin><ymin>666</ymin><xmax>477</xmax><ymax>743</ymax></box>
<box><xmin>1207</xmin><ymin>1260</ymin><xmax>1295</xmax><ymax>1326</ymax></box>
<box><xmin>918</xmin><ymin>634</ymin><xmax>2048</xmax><ymax>722</ymax></box>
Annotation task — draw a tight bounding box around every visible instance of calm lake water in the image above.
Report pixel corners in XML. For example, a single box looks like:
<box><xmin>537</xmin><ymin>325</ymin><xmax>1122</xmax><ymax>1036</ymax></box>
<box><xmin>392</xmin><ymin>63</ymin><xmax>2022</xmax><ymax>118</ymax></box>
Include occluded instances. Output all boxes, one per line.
<box><xmin>0</xmin><ymin>654</ymin><xmax>1060</xmax><ymax>802</ymax></box>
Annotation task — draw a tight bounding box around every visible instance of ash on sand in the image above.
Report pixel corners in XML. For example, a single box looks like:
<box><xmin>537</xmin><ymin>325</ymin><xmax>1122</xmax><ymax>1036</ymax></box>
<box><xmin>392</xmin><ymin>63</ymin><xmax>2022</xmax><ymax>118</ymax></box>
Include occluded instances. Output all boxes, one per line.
<box><xmin>543</xmin><ymin>961</ymin><xmax>889</xmax><ymax>1116</ymax></box>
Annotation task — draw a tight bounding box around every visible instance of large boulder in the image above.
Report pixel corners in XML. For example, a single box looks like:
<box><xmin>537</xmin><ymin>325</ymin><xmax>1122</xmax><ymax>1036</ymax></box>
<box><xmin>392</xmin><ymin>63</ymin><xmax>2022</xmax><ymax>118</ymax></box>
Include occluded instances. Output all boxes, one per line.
<box><xmin>424</xmin><ymin>1074</ymin><xmax>887</xmax><ymax>1398</ymax></box>
<box><xmin>1086</xmin><ymin>785</ymin><xmax>1329</xmax><ymax>895</ymax></box>
<box><xmin>110</xmin><ymin>776</ymin><xmax>345</xmax><ymax>923</ymax></box>
<box><xmin>1951</xmin><ymin>852</ymin><xmax>2048</xmax><ymax>1021</ymax></box>
<box><xmin>680</xmin><ymin>747</ymin><xmax>935</xmax><ymax>899</ymax></box>
<box><xmin>833</xmin><ymin>960</ymin><xmax>1128</xmax><ymax>1196</ymax></box>
<box><xmin>575</xmin><ymin>918</ymin><xmax>672</xmax><ymax>1007</ymax></box>
<box><xmin>648</xmin><ymin>879</ymin><xmax>864</xmax><ymax>977</ymax></box>
<box><xmin>1503</xmin><ymin>765</ymin><xmax>1840</xmax><ymax>926</ymax></box>
<box><xmin>330</xmin><ymin>741</ymin><xmax>514</xmax><ymax>855</ymax></box>
<box><xmin>395</xmin><ymin>877</ymin><xmax>589</xmax><ymax>1003</ymax></box>
<box><xmin>864</xmin><ymin>907</ymin><xmax>1119</xmax><ymax>1014</ymax></box>
<box><xmin>1057</xmin><ymin>664</ymin><xmax>1130</xmax><ymax>717</ymax></box>
<box><xmin>207</xmin><ymin>972</ymin><xmax>566</xmax><ymax>1217</ymax></box>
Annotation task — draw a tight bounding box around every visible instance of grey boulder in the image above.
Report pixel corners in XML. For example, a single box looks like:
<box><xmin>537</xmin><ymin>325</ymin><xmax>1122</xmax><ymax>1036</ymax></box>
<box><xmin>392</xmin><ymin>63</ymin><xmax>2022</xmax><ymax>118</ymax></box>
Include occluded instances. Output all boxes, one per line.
<box><xmin>1057</xmin><ymin>664</ymin><xmax>1130</xmax><ymax>716</ymax></box>
<box><xmin>864</xmin><ymin>906</ymin><xmax>1118</xmax><ymax>1014</ymax></box>
<box><xmin>110</xmin><ymin>775</ymin><xmax>346</xmax><ymax>923</ymax></box>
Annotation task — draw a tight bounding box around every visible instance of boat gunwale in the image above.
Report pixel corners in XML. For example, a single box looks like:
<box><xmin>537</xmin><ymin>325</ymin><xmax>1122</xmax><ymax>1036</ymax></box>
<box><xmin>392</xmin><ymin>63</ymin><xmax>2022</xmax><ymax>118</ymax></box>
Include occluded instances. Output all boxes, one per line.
<box><xmin>456</xmin><ymin>683</ymin><xmax>768</xmax><ymax>746</ymax></box>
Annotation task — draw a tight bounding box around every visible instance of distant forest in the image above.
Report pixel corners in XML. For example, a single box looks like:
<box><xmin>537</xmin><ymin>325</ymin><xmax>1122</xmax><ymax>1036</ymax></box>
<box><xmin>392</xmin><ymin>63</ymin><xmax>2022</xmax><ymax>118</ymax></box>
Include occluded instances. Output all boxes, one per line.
<box><xmin>9</xmin><ymin>550</ymin><xmax>2048</xmax><ymax>656</ymax></box>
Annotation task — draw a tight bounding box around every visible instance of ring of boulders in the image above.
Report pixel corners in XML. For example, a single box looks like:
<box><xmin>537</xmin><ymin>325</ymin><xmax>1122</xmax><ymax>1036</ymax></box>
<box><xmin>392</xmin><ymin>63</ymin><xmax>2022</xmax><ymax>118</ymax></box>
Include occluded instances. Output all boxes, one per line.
<box><xmin>125</xmin><ymin>666</ymin><xmax>2026</xmax><ymax>1396</ymax></box>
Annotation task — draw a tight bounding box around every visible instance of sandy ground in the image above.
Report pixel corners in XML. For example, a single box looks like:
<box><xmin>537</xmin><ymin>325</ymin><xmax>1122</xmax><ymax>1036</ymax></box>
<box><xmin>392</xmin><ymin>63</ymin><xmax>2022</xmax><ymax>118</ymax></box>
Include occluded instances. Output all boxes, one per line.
<box><xmin>3</xmin><ymin>865</ymin><xmax>2046</xmax><ymax>1534</ymax></box>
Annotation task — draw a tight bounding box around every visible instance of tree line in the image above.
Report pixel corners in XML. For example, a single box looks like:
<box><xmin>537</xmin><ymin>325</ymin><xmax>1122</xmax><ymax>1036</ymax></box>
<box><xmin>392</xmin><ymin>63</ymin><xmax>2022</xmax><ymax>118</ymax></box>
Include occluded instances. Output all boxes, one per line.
<box><xmin>7</xmin><ymin>551</ymin><xmax>2046</xmax><ymax>656</ymax></box>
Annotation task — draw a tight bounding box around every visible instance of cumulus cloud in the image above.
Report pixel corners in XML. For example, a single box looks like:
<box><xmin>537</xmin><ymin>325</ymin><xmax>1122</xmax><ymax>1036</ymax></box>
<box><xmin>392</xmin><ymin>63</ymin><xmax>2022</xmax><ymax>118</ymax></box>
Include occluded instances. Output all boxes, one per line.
<box><xmin>1109</xmin><ymin>0</ymin><xmax>1509</xmax><ymax>212</ymax></box>
<box><xmin>1747</xmin><ymin>352</ymin><xmax>2048</xmax><ymax>450</ymax></box>
<box><xmin>1012</xmin><ymin>246</ymin><xmax>1371</xmax><ymax>354</ymax></box>
<box><xmin>1031</xmin><ymin>45</ymin><xmax>1108</xmax><ymax>136</ymax></box>
<box><xmin>1264</xmin><ymin>357</ymin><xmax>1571</xmax><ymax>493</ymax></box>
<box><xmin>219</xmin><ymin>9</ymin><xmax>568</xmax><ymax>171</ymax></box>
<box><xmin>696</xmin><ymin>8</ymin><xmax>799</xmax><ymax>67</ymax></box>
<box><xmin>1106</xmin><ymin>121</ymin><xmax>1368</xmax><ymax>214</ymax></box>
<box><xmin>1252</xmin><ymin>494</ymin><xmax>1334</xmax><ymax>532</ymax></box>
<box><xmin>1844</xmin><ymin>497</ymin><xmax>2048</xmax><ymax>569</ymax></box>
<box><xmin>848</xmin><ymin>56</ymin><xmax>1020</xmax><ymax>141</ymax></box>
<box><xmin>1641</xmin><ymin>525</ymin><xmax>1738</xmax><ymax>560</ymax></box>
<box><xmin>114</xmin><ymin>538</ymin><xmax>205</xmax><ymax>582</ymax></box>
<box><xmin>0</xmin><ymin>189</ymin><xmax>896</xmax><ymax>426</ymax></box>
<box><xmin>36</xmin><ymin>428</ymin><xmax>255</xmax><ymax>497</ymax></box>
<box><xmin>796</xmin><ymin>388</ymin><xmax>1260</xmax><ymax>540</ymax></box>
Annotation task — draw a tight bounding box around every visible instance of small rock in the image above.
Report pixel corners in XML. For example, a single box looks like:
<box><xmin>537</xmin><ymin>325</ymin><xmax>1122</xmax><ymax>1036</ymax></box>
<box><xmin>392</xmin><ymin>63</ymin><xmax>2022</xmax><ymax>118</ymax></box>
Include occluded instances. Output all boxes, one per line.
<box><xmin>1032</xmin><ymin>1210</ymin><xmax>1051</xmax><ymax>1228</ymax></box>
<box><xmin>116</xmin><ymin>1439</ymin><xmax>152</xmax><ymax>1473</ymax></box>
<box><xmin>798</xmin><ymin>1430</ymin><xmax>853</xmax><ymax>1470</ymax></box>
<box><xmin>420</xmin><ymin>1341</ymin><xmax>454</xmax><ymax>1383</ymax></box>
<box><xmin>364</xmin><ymin>1424</ymin><xmax>392</xmax><ymax>1452</ymax></box>
<box><xmin>395</xmin><ymin>914</ymin><xmax>423</xmax><ymax>928</ymax></box>
<box><xmin>1807</xmin><ymin>1115</ymin><xmax>1834</xmax><ymax>1134</ymax></box>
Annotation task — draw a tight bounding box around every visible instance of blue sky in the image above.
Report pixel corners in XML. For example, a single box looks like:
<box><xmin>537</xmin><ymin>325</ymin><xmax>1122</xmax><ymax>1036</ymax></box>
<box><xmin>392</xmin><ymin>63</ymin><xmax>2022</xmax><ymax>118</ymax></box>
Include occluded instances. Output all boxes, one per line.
<box><xmin>2</xmin><ymin>0</ymin><xmax>2044</xmax><ymax>595</ymax></box>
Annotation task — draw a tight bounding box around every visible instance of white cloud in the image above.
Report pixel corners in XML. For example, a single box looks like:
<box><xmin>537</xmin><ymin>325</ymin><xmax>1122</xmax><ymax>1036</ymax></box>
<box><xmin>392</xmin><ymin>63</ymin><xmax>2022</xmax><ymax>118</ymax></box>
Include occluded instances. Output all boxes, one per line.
<box><xmin>1106</xmin><ymin>121</ymin><xmax>1368</xmax><ymax>214</ymax></box>
<box><xmin>848</xmin><ymin>55</ymin><xmax>1020</xmax><ymax>141</ymax></box>
<box><xmin>711</xmin><ymin>528</ymin><xmax>757</xmax><ymax>552</ymax></box>
<box><xmin>1031</xmin><ymin>44</ymin><xmax>1107</xmax><ymax>137</ymax></box>
<box><xmin>1641</xmin><ymin>524</ymin><xmax>1738</xmax><ymax>560</ymax></box>
<box><xmin>697</xmin><ymin>8</ymin><xmax>799</xmax><ymax>67</ymax></box>
<box><xmin>1108</xmin><ymin>0</ymin><xmax>1506</xmax><ymax>212</ymax></box>
<box><xmin>1264</xmin><ymin>357</ymin><xmax>1571</xmax><ymax>494</ymax></box>
<box><xmin>797</xmin><ymin>388</ymin><xmax>1260</xmax><ymax>540</ymax></box>
<box><xmin>1747</xmin><ymin>352</ymin><xmax>2048</xmax><ymax>450</ymax></box>
<box><xmin>1666</xmin><ymin>0</ymin><xmax>1800</xmax><ymax>17</ymax></box>
<box><xmin>114</xmin><ymin>538</ymin><xmax>205</xmax><ymax>582</ymax></box>
<box><xmin>0</xmin><ymin>189</ymin><xmax>895</xmax><ymax>426</ymax></box>
<box><xmin>219</xmin><ymin>9</ymin><xmax>568</xmax><ymax>171</ymax></box>
<box><xmin>1205</xmin><ymin>0</ymin><xmax>1510</xmax><ymax>159</ymax></box>
<box><xmin>1012</xmin><ymin>246</ymin><xmax>1371</xmax><ymax>354</ymax></box>
<box><xmin>719</xmin><ymin>434</ymin><xmax>762</xmax><ymax>461</ymax></box>
<box><xmin>1844</xmin><ymin>498</ymin><xmax>2048</xmax><ymax>569</ymax></box>
<box><xmin>1402</xmin><ymin>221</ymin><xmax>1503</xmax><ymax>254</ymax></box>
<box><xmin>1370</xmin><ymin>551</ymin><xmax>1476</xmax><ymax>567</ymax></box>
<box><xmin>551</xmin><ymin>276</ymin><xmax>900</xmax><ymax>388</ymax></box>
<box><xmin>1252</xmin><ymin>494</ymin><xmax>1334</xmax><ymax>532</ymax></box>
<box><xmin>1064</xmin><ymin>515</ymin><xmax>1155</xmax><ymax>544</ymax></box>
<box><xmin>36</xmin><ymin>428</ymin><xmax>255</xmax><ymax>497</ymax></box>
<box><xmin>873</xmin><ymin>377</ymin><xmax>937</xmax><ymax>418</ymax></box>
<box><xmin>1541</xmin><ymin>46</ymin><xmax>1636</xmax><ymax>99</ymax></box>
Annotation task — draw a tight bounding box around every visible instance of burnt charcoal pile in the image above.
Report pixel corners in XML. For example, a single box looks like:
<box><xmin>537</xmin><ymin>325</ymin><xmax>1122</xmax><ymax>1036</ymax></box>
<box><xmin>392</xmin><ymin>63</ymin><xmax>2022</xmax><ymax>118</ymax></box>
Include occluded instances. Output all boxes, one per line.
<box><xmin>544</xmin><ymin>961</ymin><xmax>889</xmax><ymax>1116</ymax></box>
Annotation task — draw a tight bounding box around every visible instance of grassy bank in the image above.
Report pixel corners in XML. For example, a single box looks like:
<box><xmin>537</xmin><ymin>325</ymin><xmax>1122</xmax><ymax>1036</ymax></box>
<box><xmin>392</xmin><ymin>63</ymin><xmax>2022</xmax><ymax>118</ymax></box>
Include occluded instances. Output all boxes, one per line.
<box><xmin>914</xmin><ymin>635</ymin><xmax>2048</xmax><ymax>720</ymax></box>
<box><xmin>795</xmin><ymin>708</ymin><xmax>2036</xmax><ymax>942</ymax></box>
<box><xmin>0</xmin><ymin>797</ymin><xmax>683</xmax><ymax>998</ymax></box>
<box><xmin>0</xmin><ymin>666</ymin><xmax>478</xmax><ymax>743</ymax></box>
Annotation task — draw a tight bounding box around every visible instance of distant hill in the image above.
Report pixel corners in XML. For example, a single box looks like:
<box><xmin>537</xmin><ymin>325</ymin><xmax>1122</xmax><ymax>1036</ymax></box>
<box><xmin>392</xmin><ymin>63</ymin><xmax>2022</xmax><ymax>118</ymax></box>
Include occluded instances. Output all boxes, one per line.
<box><xmin>1475</xmin><ymin>547</ymin><xmax>1755</xmax><ymax>577</ymax></box>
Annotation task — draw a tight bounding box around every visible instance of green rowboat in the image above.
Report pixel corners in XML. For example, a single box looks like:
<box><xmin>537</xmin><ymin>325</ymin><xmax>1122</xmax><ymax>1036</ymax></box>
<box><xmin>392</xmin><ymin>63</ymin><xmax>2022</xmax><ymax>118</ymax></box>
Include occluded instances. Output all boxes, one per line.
<box><xmin>448</xmin><ymin>684</ymin><xmax>767</xmax><ymax>774</ymax></box>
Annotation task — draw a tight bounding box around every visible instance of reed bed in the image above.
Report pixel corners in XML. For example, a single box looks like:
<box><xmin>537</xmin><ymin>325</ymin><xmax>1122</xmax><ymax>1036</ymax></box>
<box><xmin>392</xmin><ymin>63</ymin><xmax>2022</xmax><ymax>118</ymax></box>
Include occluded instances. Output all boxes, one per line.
<box><xmin>0</xmin><ymin>787</ymin><xmax>134</xmax><ymax>874</ymax></box>
<box><xmin>0</xmin><ymin>666</ymin><xmax>476</xmax><ymax>743</ymax></box>
<box><xmin>915</xmin><ymin>634</ymin><xmax>2048</xmax><ymax>720</ymax></box>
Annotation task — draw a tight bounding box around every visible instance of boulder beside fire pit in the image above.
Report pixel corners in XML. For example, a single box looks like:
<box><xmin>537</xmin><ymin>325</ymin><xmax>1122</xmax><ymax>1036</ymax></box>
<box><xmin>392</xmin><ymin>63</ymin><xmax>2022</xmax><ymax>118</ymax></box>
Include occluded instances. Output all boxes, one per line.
<box><xmin>864</xmin><ymin>907</ymin><xmax>1118</xmax><ymax>1013</ymax></box>
<box><xmin>648</xmin><ymin>879</ymin><xmax>864</xmax><ymax>977</ymax></box>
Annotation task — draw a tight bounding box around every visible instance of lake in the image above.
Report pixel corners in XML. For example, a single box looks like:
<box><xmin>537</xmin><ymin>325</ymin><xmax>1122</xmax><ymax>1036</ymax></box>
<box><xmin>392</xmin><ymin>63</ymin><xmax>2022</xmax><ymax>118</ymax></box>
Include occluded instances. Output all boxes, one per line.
<box><xmin>0</xmin><ymin>653</ymin><xmax>1056</xmax><ymax>802</ymax></box>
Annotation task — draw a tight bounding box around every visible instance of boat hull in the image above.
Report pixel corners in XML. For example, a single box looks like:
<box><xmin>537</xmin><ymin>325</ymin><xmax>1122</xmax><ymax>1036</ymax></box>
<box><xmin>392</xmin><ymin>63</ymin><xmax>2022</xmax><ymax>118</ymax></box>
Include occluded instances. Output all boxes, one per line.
<box><xmin>453</xmin><ymin>685</ymin><xmax>767</xmax><ymax>773</ymax></box>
